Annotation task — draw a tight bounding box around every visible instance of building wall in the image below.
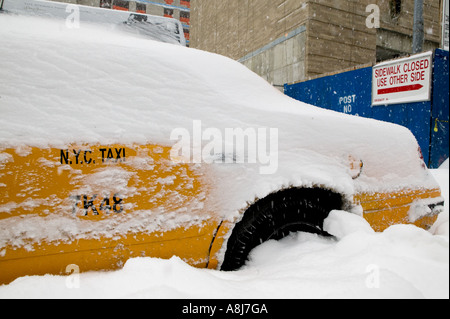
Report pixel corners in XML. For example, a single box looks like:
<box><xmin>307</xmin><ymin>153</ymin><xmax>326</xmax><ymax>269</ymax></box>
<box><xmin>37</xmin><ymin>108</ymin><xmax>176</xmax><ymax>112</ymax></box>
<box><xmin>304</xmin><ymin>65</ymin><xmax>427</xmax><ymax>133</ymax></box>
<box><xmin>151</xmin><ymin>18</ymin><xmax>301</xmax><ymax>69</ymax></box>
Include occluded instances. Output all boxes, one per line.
<box><xmin>376</xmin><ymin>0</ymin><xmax>442</xmax><ymax>60</ymax></box>
<box><xmin>191</xmin><ymin>0</ymin><xmax>312</xmax><ymax>87</ymax></box>
<box><xmin>191</xmin><ymin>0</ymin><xmax>443</xmax><ymax>85</ymax></box>
<box><xmin>301</xmin><ymin>0</ymin><xmax>376</xmax><ymax>78</ymax></box>
<box><xmin>191</xmin><ymin>0</ymin><xmax>309</xmax><ymax>60</ymax></box>
<box><xmin>239</xmin><ymin>26</ymin><xmax>307</xmax><ymax>88</ymax></box>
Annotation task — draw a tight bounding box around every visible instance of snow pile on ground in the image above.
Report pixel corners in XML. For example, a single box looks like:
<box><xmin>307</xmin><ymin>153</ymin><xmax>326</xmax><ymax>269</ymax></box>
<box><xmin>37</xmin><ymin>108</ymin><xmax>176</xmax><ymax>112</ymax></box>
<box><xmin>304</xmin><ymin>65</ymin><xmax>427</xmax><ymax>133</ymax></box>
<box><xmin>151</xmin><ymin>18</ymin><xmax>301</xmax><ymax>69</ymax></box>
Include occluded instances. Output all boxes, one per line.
<box><xmin>438</xmin><ymin>158</ymin><xmax>449</xmax><ymax>169</ymax></box>
<box><xmin>430</xmin><ymin>161</ymin><xmax>449</xmax><ymax>236</ymax></box>
<box><xmin>0</xmin><ymin>167</ymin><xmax>447</xmax><ymax>299</ymax></box>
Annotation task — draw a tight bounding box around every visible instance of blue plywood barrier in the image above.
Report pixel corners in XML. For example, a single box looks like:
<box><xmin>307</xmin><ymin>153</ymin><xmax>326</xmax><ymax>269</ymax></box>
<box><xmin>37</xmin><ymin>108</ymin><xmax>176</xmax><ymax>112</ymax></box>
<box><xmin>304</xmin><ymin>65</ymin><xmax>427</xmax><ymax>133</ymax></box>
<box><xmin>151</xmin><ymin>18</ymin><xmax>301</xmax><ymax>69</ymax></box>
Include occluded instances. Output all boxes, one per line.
<box><xmin>430</xmin><ymin>49</ymin><xmax>449</xmax><ymax>168</ymax></box>
<box><xmin>284</xmin><ymin>49</ymin><xmax>449</xmax><ymax>168</ymax></box>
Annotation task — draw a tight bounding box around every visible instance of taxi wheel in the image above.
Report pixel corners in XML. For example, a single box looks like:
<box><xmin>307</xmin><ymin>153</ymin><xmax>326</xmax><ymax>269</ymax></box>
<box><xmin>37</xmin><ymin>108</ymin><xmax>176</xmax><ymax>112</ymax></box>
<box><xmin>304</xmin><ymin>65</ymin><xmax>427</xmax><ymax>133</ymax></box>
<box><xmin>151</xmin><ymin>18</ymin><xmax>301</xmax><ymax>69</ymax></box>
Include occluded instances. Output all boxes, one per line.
<box><xmin>221</xmin><ymin>188</ymin><xmax>341</xmax><ymax>271</ymax></box>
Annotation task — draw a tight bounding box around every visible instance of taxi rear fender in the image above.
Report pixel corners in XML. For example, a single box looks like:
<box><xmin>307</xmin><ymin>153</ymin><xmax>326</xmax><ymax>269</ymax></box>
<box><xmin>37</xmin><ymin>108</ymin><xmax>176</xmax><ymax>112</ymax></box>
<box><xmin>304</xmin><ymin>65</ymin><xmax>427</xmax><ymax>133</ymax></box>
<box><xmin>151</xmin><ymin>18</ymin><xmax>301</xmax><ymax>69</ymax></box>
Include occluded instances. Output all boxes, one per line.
<box><xmin>208</xmin><ymin>187</ymin><xmax>345</xmax><ymax>270</ymax></box>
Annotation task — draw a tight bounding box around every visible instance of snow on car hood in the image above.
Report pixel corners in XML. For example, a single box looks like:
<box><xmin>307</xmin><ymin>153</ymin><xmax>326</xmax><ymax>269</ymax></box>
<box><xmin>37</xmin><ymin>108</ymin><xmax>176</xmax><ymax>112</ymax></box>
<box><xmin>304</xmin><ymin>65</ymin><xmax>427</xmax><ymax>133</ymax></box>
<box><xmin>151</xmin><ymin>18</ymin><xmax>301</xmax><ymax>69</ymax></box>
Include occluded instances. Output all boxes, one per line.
<box><xmin>0</xmin><ymin>15</ymin><xmax>439</xmax><ymax>208</ymax></box>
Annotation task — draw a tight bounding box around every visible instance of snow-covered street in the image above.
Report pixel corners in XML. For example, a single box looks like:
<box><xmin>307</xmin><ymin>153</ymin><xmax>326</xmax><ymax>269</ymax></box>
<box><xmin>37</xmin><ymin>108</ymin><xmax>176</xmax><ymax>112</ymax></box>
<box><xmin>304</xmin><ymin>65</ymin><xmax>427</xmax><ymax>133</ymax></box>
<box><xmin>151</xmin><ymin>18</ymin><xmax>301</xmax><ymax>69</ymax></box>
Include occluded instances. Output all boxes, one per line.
<box><xmin>0</xmin><ymin>164</ymin><xmax>447</xmax><ymax>299</ymax></box>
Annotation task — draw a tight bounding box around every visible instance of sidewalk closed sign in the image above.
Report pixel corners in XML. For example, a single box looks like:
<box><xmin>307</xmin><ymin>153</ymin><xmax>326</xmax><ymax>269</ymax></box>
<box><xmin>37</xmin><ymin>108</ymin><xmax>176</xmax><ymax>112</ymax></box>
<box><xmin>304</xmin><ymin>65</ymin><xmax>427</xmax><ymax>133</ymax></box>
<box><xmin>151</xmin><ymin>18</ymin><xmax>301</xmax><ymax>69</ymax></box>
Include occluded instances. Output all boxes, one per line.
<box><xmin>372</xmin><ymin>51</ymin><xmax>433</xmax><ymax>106</ymax></box>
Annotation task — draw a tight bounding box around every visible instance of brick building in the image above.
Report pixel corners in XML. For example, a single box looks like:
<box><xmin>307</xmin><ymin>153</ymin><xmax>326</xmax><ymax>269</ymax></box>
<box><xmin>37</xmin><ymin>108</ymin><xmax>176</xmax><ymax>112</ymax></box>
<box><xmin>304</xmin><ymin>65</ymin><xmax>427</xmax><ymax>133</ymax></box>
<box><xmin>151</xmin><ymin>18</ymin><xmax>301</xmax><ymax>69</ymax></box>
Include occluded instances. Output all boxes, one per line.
<box><xmin>190</xmin><ymin>0</ymin><xmax>445</xmax><ymax>88</ymax></box>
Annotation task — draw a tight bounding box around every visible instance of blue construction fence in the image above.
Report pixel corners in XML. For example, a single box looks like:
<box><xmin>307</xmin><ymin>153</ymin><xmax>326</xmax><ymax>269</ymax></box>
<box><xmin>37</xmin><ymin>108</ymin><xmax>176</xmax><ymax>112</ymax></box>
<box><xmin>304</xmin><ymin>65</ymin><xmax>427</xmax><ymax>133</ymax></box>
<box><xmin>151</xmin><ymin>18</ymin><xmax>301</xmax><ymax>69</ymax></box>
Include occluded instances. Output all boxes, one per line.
<box><xmin>284</xmin><ymin>49</ymin><xmax>449</xmax><ymax>169</ymax></box>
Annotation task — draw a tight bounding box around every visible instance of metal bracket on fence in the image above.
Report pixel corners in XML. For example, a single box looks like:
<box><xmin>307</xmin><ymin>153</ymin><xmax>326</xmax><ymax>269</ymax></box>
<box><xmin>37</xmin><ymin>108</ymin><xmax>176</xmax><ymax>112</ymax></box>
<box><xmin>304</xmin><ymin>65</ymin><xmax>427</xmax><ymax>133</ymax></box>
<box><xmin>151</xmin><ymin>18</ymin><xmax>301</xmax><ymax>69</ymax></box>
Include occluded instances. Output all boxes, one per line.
<box><xmin>434</xmin><ymin>118</ymin><xmax>449</xmax><ymax>133</ymax></box>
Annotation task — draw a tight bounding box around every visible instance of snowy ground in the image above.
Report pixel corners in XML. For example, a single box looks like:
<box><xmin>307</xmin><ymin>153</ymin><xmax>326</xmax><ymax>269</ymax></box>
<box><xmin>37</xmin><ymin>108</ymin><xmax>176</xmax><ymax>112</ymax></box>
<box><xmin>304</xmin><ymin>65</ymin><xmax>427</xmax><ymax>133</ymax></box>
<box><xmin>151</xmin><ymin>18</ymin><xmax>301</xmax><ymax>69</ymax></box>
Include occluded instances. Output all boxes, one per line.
<box><xmin>0</xmin><ymin>164</ymin><xmax>447</xmax><ymax>299</ymax></box>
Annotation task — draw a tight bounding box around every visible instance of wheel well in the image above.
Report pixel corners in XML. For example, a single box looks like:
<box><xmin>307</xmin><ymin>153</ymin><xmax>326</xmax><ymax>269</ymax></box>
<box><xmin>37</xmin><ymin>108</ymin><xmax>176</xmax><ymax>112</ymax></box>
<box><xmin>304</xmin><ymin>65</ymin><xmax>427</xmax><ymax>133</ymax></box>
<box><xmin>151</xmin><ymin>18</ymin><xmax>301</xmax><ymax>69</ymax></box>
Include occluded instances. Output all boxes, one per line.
<box><xmin>221</xmin><ymin>187</ymin><xmax>343</xmax><ymax>271</ymax></box>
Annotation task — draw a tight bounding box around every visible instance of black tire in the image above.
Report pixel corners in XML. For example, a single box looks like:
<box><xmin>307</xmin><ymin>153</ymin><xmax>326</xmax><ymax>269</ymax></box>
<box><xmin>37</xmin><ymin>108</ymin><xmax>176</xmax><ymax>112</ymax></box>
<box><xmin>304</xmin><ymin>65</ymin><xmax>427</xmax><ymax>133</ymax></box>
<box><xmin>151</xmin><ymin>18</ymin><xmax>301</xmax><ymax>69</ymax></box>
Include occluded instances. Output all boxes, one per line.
<box><xmin>221</xmin><ymin>188</ymin><xmax>342</xmax><ymax>271</ymax></box>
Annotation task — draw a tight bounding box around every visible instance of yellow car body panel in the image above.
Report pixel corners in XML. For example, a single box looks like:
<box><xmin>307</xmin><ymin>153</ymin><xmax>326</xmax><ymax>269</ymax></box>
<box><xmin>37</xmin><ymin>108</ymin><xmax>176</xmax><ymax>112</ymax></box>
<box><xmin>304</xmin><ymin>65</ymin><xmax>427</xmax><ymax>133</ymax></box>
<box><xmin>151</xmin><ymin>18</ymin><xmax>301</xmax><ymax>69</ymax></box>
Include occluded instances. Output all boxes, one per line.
<box><xmin>0</xmin><ymin>222</ymin><xmax>220</xmax><ymax>285</ymax></box>
<box><xmin>356</xmin><ymin>189</ymin><xmax>442</xmax><ymax>232</ymax></box>
<box><xmin>0</xmin><ymin>144</ymin><xmax>222</xmax><ymax>284</ymax></box>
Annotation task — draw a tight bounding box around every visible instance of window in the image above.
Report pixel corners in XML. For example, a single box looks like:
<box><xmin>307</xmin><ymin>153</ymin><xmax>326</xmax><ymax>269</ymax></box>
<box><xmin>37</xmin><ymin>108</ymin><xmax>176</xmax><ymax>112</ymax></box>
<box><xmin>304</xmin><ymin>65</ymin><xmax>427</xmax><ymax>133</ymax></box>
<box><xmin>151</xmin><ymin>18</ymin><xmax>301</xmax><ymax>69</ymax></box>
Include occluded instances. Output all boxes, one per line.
<box><xmin>180</xmin><ymin>11</ymin><xmax>190</xmax><ymax>25</ymax></box>
<box><xmin>100</xmin><ymin>0</ymin><xmax>112</xmax><ymax>9</ymax></box>
<box><xmin>180</xmin><ymin>0</ymin><xmax>190</xmax><ymax>8</ymax></box>
<box><xmin>136</xmin><ymin>2</ymin><xmax>146</xmax><ymax>14</ymax></box>
<box><xmin>390</xmin><ymin>0</ymin><xmax>402</xmax><ymax>19</ymax></box>
<box><xmin>113</xmin><ymin>0</ymin><xmax>129</xmax><ymax>11</ymax></box>
<box><xmin>164</xmin><ymin>8</ymin><xmax>174</xmax><ymax>18</ymax></box>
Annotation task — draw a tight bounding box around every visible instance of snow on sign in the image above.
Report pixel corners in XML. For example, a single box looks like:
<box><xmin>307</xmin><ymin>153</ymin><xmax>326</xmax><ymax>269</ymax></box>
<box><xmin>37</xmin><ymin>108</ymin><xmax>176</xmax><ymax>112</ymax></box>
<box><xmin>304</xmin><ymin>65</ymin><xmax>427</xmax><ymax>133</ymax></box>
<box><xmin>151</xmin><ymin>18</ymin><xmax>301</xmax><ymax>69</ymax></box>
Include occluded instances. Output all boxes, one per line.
<box><xmin>372</xmin><ymin>51</ymin><xmax>433</xmax><ymax>106</ymax></box>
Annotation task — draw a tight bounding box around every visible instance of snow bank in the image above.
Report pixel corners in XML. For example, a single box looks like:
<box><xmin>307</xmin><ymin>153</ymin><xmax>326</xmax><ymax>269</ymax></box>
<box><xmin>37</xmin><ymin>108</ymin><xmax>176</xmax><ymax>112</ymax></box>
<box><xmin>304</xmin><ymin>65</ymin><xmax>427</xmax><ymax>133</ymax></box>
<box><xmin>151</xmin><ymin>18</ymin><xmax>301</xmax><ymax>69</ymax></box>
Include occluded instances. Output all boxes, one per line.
<box><xmin>324</xmin><ymin>210</ymin><xmax>375</xmax><ymax>240</ymax></box>
<box><xmin>429</xmin><ymin>164</ymin><xmax>449</xmax><ymax>236</ymax></box>
<box><xmin>439</xmin><ymin>158</ymin><xmax>449</xmax><ymax>169</ymax></box>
